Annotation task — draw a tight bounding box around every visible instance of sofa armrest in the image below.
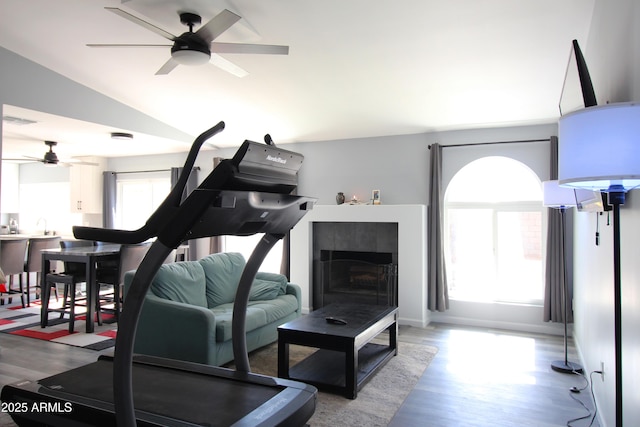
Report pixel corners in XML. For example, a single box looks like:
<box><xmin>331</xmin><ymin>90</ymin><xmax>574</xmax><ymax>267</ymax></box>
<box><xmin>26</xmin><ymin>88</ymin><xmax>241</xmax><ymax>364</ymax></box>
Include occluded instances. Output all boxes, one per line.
<box><xmin>135</xmin><ymin>293</ymin><xmax>219</xmax><ymax>365</ymax></box>
<box><xmin>285</xmin><ymin>283</ymin><xmax>302</xmax><ymax>314</ymax></box>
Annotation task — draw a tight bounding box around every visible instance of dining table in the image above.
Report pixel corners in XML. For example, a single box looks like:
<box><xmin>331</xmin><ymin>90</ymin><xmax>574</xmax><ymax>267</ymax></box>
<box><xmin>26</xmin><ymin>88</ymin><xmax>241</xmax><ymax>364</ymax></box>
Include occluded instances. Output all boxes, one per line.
<box><xmin>39</xmin><ymin>243</ymin><xmax>121</xmax><ymax>333</ymax></box>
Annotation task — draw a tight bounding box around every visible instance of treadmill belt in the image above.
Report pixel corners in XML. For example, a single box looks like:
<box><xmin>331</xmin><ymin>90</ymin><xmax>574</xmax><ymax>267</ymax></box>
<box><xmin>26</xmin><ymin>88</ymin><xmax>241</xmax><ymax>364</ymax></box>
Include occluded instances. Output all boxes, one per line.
<box><xmin>38</xmin><ymin>360</ymin><xmax>283</xmax><ymax>426</ymax></box>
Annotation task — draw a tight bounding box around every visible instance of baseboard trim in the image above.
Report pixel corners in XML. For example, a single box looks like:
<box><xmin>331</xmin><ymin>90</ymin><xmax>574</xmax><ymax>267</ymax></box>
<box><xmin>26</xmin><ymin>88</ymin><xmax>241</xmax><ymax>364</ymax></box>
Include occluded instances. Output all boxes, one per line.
<box><xmin>428</xmin><ymin>314</ymin><xmax>567</xmax><ymax>336</ymax></box>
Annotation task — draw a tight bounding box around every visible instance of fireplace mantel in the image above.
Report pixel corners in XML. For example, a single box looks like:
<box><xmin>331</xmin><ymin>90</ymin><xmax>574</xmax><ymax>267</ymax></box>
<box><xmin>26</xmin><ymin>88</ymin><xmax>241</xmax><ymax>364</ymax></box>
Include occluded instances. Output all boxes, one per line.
<box><xmin>290</xmin><ymin>204</ymin><xmax>429</xmax><ymax>327</ymax></box>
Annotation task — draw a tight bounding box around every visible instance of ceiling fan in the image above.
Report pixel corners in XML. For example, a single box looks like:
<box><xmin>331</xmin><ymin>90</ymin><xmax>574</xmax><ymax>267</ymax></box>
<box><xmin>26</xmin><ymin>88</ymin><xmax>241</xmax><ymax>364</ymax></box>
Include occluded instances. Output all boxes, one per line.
<box><xmin>87</xmin><ymin>7</ymin><xmax>289</xmax><ymax>77</ymax></box>
<box><xmin>3</xmin><ymin>141</ymin><xmax>98</xmax><ymax>167</ymax></box>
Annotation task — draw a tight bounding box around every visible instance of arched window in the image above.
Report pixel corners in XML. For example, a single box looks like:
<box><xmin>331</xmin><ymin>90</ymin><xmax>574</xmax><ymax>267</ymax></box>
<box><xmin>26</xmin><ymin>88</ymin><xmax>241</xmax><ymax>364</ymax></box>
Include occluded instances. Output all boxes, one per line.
<box><xmin>444</xmin><ymin>156</ymin><xmax>543</xmax><ymax>304</ymax></box>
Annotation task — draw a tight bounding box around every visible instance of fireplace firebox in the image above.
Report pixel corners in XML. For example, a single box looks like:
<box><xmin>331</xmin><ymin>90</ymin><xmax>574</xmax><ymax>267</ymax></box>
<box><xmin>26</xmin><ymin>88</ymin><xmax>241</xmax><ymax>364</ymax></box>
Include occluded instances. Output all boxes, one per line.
<box><xmin>311</xmin><ymin>222</ymin><xmax>399</xmax><ymax>309</ymax></box>
<box><xmin>314</xmin><ymin>250</ymin><xmax>398</xmax><ymax>308</ymax></box>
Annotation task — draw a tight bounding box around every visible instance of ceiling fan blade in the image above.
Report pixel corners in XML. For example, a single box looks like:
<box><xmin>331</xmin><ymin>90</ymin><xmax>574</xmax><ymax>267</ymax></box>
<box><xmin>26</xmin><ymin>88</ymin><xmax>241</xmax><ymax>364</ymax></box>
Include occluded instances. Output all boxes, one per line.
<box><xmin>155</xmin><ymin>58</ymin><xmax>180</xmax><ymax>75</ymax></box>
<box><xmin>22</xmin><ymin>155</ymin><xmax>44</xmax><ymax>162</ymax></box>
<box><xmin>210</xmin><ymin>54</ymin><xmax>248</xmax><ymax>78</ymax></box>
<box><xmin>105</xmin><ymin>7</ymin><xmax>176</xmax><ymax>41</ymax></box>
<box><xmin>87</xmin><ymin>44</ymin><xmax>171</xmax><ymax>48</ymax></box>
<box><xmin>2</xmin><ymin>157</ymin><xmax>38</xmax><ymax>163</ymax></box>
<box><xmin>211</xmin><ymin>42</ymin><xmax>289</xmax><ymax>55</ymax></box>
<box><xmin>196</xmin><ymin>9</ymin><xmax>241</xmax><ymax>43</ymax></box>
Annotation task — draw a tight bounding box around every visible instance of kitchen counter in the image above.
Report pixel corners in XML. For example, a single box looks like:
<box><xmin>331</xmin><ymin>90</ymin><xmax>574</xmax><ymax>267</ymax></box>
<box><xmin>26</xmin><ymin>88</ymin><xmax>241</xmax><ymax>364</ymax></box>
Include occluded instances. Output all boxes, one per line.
<box><xmin>0</xmin><ymin>234</ymin><xmax>64</xmax><ymax>240</ymax></box>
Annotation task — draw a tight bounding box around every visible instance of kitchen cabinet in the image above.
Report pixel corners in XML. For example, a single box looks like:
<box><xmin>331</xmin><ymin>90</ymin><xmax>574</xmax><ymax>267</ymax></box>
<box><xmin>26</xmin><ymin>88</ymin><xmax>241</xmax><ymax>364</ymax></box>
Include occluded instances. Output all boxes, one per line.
<box><xmin>69</xmin><ymin>158</ymin><xmax>106</xmax><ymax>213</ymax></box>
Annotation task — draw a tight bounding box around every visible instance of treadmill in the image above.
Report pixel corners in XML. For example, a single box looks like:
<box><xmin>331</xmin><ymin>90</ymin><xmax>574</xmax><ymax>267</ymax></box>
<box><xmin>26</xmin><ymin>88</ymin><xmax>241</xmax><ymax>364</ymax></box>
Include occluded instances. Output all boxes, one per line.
<box><xmin>1</xmin><ymin>121</ymin><xmax>318</xmax><ymax>426</ymax></box>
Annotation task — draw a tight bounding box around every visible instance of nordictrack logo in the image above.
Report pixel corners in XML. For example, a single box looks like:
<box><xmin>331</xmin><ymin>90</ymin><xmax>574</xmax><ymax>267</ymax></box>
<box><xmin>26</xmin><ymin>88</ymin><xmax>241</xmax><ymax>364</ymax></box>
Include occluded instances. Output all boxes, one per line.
<box><xmin>266</xmin><ymin>155</ymin><xmax>287</xmax><ymax>164</ymax></box>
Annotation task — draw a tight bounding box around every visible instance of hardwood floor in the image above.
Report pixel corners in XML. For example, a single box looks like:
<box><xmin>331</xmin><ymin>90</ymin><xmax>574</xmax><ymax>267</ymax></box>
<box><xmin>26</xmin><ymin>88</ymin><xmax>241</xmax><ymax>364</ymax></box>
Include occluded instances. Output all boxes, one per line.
<box><xmin>0</xmin><ymin>323</ymin><xmax>599</xmax><ymax>426</ymax></box>
<box><xmin>390</xmin><ymin>324</ymin><xmax>601</xmax><ymax>427</ymax></box>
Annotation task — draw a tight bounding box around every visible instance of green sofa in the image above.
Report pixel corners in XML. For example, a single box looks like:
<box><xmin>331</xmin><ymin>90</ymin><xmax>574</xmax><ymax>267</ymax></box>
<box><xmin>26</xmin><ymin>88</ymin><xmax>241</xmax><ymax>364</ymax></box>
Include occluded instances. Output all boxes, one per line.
<box><xmin>123</xmin><ymin>252</ymin><xmax>301</xmax><ymax>366</ymax></box>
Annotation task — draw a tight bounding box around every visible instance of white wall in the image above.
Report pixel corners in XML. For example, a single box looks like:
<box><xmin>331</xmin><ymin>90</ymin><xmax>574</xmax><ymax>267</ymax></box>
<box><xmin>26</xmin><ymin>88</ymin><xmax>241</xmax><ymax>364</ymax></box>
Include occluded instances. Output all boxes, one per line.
<box><xmin>571</xmin><ymin>1</ymin><xmax>640</xmax><ymax>426</ymax></box>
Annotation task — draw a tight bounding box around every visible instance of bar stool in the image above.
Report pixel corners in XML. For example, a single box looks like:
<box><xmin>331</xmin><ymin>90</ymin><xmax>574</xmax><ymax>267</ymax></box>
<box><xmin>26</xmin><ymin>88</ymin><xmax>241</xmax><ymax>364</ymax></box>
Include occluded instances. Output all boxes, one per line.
<box><xmin>0</xmin><ymin>238</ymin><xmax>28</xmax><ymax>307</ymax></box>
<box><xmin>42</xmin><ymin>240</ymin><xmax>92</xmax><ymax>333</ymax></box>
<box><xmin>24</xmin><ymin>236</ymin><xmax>61</xmax><ymax>306</ymax></box>
<box><xmin>43</xmin><ymin>272</ymin><xmax>80</xmax><ymax>333</ymax></box>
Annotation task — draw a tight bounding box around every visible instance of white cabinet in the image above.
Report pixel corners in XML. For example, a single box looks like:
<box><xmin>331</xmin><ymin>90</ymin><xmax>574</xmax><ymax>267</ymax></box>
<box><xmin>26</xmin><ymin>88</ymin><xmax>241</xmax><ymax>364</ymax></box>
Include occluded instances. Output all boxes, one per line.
<box><xmin>69</xmin><ymin>158</ymin><xmax>106</xmax><ymax>213</ymax></box>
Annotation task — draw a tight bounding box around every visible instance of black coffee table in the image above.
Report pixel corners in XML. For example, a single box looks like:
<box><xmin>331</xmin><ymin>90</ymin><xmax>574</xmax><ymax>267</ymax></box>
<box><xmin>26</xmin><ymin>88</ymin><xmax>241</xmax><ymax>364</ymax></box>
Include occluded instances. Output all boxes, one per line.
<box><xmin>277</xmin><ymin>303</ymin><xmax>398</xmax><ymax>399</ymax></box>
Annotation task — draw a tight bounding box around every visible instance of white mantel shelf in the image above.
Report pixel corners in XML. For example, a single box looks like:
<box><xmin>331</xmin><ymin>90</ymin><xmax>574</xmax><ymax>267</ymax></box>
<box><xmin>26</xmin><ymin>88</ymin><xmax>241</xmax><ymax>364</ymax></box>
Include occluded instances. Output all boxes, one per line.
<box><xmin>290</xmin><ymin>204</ymin><xmax>429</xmax><ymax>327</ymax></box>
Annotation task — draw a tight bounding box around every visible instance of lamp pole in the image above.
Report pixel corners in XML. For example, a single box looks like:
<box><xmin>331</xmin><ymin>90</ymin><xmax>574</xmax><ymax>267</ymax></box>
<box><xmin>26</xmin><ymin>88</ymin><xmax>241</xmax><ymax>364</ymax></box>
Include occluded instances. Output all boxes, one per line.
<box><xmin>550</xmin><ymin>205</ymin><xmax>582</xmax><ymax>373</ymax></box>
<box><xmin>609</xmin><ymin>186</ymin><xmax>625</xmax><ymax>427</ymax></box>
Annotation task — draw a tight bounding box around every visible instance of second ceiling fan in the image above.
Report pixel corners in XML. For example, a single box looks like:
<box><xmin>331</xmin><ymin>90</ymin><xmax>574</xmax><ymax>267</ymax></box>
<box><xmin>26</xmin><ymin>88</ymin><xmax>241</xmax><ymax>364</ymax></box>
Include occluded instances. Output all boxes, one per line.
<box><xmin>3</xmin><ymin>141</ymin><xmax>98</xmax><ymax>167</ymax></box>
<box><xmin>88</xmin><ymin>7</ymin><xmax>289</xmax><ymax>77</ymax></box>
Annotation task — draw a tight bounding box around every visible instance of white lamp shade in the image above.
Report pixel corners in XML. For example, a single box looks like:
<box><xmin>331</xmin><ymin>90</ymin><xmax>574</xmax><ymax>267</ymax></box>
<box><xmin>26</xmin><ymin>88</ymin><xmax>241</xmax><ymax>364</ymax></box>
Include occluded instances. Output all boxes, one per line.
<box><xmin>558</xmin><ymin>102</ymin><xmax>640</xmax><ymax>191</ymax></box>
<box><xmin>543</xmin><ymin>180</ymin><xmax>576</xmax><ymax>207</ymax></box>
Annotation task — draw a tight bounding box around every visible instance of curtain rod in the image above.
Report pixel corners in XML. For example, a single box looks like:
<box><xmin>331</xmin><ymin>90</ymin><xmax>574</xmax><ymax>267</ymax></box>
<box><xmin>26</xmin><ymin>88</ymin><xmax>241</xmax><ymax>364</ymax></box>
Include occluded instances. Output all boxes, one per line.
<box><xmin>428</xmin><ymin>138</ymin><xmax>551</xmax><ymax>150</ymax></box>
<box><xmin>111</xmin><ymin>167</ymin><xmax>200</xmax><ymax>175</ymax></box>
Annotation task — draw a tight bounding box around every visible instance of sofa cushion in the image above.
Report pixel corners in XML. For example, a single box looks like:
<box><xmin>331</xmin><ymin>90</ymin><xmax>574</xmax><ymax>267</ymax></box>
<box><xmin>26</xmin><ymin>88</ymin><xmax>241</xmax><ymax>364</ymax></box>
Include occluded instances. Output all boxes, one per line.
<box><xmin>199</xmin><ymin>252</ymin><xmax>245</xmax><ymax>308</ymax></box>
<box><xmin>254</xmin><ymin>272</ymin><xmax>288</xmax><ymax>296</ymax></box>
<box><xmin>150</xmin><ymin>261</ymin><xmax>207</xmax><ymax>308</ymax></box>
<box><xmin>212</xmin><ymin>295</ymin><xmax>298</xmax><ymax>342</ymax></box>
<box><xmin>249</xmin><ymin>279</ymin><xmax>282</xmax><ymax>301</ymax></box>
<box><xmin>211</xmin><ymin>305</ymin><xmax>266</xmax><ymax>342</ymax></box>
<box><xmin>248</xmin><ymin>295</ymin><xmax>299</xmax><ymax>324</ymax></box>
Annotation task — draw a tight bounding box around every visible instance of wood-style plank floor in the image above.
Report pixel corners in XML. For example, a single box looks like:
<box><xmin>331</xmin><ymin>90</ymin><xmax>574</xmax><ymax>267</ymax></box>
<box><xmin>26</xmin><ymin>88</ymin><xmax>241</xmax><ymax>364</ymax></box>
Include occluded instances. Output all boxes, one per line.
<box><xmin>0</xmin><ymin>323</ymin><xmax>599</xmax><ymax>426</ymax></box>
<box><xmin>390</xmin><ymin>324</ymin><xmax>601</xmax><ymax>427</ymax></box>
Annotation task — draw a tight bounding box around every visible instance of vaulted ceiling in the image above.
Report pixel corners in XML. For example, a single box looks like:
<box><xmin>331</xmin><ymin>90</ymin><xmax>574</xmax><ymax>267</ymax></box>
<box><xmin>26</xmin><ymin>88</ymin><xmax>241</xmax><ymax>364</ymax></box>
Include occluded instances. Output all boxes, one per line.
<box><xmin>0</xmin><ymin>0</ymin><xmax>594</xmax><ymax>159</ymax></box>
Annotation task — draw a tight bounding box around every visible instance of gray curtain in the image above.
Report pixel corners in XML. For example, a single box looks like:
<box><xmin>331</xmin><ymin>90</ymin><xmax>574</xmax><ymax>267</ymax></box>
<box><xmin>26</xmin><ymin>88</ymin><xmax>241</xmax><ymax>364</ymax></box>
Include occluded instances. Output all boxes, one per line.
<box><xmin>171</xmin><ymin>167</ymin><xmax>199</xmax><ymax>260</ymax></box>
<box><xmin>427</xmin><ymin>143</ymin><xmax>449</xmax><ymax>312</ymax></box>
<box><xmin>102</xmin><ymin>171</ymin><xmax>117</xmax><ymax>229</ymax></box>
<box><xmin>544</xmin><ymin>136</ymin><xmax>574</xmax><ymax>322</ymax></box>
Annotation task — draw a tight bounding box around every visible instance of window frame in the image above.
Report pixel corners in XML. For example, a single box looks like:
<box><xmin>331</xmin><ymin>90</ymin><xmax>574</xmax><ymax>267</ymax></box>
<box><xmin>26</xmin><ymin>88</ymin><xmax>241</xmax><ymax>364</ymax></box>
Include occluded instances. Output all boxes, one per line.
<box><xmin>444</xmin><ymin>157</ymin><xmax>545</xmax><ymax>306</ymax></box>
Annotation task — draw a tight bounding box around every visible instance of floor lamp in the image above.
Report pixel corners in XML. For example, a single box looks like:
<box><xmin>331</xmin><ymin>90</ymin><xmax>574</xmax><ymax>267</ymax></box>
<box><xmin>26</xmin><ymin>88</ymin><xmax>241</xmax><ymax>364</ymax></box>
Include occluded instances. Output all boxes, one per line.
<box><xmin>542</xmin><ymin>180</ymin><xmax>582</xmax><ymax>374</ymax></box>
<box><xmin>558</xmin><ymin>102</ymin><xmax>640</xmax><ymax>427</ymax></box>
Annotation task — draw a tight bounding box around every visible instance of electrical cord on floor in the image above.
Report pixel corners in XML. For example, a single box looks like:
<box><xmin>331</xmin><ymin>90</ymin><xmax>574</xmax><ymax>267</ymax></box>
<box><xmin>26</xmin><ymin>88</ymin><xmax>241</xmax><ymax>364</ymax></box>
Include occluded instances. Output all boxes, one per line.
<box><xmin>566</xmin><ymin>370</ymin><xmax>601</xmax><ymax>427</ymax></box>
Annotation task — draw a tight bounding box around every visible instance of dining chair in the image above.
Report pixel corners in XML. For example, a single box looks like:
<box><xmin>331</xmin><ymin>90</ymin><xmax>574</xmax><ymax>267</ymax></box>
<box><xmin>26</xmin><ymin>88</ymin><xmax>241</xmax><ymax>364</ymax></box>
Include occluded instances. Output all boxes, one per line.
<box><xmin>0</xmin><ymin>238</ymin><xmax>28</xmax><ymax>307</ymax></box>
<box><xmin>24</xmin><ymin>236</ymin><xmax>61</xmax><ymax>307</ymax></box>
<box><xmin>42</xmin><ymin>240</ymin><xmax>93</xmax><ymax>333</ymax></box>
<box><xmin>96</xmin><ymin>242</ymin><xmax>152</xmax><ymax>321</ymax></box>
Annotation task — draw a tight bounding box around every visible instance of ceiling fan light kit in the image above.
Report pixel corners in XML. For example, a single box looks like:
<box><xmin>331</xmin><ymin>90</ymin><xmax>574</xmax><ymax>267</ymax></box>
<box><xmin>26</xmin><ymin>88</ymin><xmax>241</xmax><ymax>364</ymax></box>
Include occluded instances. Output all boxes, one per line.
<box><xmin>172</xmin><ymin>45</ymin><xmax>210</xmax><ymax>65</ymax></box>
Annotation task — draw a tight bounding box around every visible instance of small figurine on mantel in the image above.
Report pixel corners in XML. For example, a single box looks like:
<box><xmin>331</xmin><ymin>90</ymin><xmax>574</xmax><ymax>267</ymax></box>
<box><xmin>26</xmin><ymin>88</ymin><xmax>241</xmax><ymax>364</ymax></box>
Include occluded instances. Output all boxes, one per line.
<box><xmin>372</xmin><ymin>190</ymin><xmax>381</xmax><ymax>205</ymax></box>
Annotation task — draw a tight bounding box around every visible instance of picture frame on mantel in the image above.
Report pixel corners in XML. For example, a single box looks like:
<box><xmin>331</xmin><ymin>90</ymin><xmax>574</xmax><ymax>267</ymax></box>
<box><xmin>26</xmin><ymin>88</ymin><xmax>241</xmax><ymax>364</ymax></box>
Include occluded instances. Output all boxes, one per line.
<box><xmin>372</xmin><ymin>189</ymin><xmax>381</xmax><ymax>205</ymax></box>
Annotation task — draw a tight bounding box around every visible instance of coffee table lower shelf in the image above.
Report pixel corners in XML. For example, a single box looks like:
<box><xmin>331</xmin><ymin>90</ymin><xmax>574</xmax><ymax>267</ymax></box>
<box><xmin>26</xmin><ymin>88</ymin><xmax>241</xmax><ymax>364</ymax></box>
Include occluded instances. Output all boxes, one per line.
<box><xmin>288</xmin><ymin>342</ymin><xmax>395</xmax><ymax>398</ymax></box>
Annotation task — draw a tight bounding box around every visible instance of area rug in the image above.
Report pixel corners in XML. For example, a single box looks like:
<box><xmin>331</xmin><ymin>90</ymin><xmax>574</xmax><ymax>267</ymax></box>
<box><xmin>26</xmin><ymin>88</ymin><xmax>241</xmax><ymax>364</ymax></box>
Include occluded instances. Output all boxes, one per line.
<box><xmin>230</xmin><ymin>340</ymin><xmax>438</xmax><ymax>427</ymax></box>
<box><xmin>0</xmin><ymin>299</ymin><xmax>117</xmax><ymax>351</ymax></box>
